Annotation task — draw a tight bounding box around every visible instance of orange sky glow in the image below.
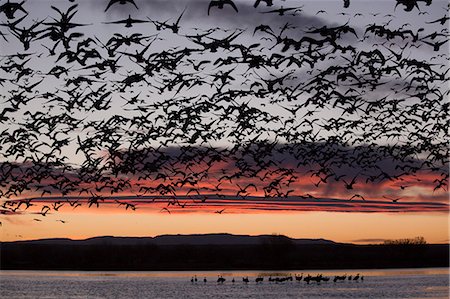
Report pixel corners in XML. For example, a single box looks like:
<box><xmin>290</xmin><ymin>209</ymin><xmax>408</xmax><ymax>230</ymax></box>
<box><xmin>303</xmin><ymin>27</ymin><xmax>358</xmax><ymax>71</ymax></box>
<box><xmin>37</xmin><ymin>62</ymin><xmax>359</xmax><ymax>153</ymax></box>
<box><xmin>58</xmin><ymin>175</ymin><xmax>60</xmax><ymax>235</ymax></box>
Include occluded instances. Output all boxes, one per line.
<box><xmin>1</xmin><ymin>165</ymin><xmax>448</xmax><ymax>243</ymax></box>
<box><xmin>1</xmin><ymin>194</ymin><xmax>448</xmax><ymax>244</ymax></box>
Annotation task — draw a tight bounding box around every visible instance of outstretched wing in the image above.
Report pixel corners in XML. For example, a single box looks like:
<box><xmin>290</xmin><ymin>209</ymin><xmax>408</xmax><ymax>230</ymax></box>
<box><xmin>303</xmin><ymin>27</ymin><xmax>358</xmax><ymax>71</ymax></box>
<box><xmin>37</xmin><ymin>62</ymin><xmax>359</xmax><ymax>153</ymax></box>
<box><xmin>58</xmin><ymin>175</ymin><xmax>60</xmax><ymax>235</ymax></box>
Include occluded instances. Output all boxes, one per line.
<box><xmin>207</xmin><ymin>1</ymin><xmax>217</xmax><ymax>15</ymax></box>
<box><xmin>104</xmin><ymin>0</ymin><xmax>117</xmax><ymax>12</ymax></box>
<box><xmin>128</xmin><ymin>0</ymin><xmax>139</xmax><ymax>10</ymax></box>
<box><xmin>225</xmin><ymin>0</ymin><xmax>239</xmax><ymax>13</ymax></box>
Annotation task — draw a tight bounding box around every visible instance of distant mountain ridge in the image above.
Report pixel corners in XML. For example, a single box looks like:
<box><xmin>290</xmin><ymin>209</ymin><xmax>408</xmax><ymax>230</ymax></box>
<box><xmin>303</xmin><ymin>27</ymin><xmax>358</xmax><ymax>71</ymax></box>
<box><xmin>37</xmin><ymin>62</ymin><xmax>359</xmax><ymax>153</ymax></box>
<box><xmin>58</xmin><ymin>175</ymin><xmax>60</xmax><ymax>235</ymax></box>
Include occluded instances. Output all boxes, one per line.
<box><xmin>3</xmin><ymin>235</ymin><xmax>448</xmax><ymax>271</ymax></box>
<box><xmin>5</xmin><ymin>233</ymin><xmax>339</xmax><ymax>246</ymax></box>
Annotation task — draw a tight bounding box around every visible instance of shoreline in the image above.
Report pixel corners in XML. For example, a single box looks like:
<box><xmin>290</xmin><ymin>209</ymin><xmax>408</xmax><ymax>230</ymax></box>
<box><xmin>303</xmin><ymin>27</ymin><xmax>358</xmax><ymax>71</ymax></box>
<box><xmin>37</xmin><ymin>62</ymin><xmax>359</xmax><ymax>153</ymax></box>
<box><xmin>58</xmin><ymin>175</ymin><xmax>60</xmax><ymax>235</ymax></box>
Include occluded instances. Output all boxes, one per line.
<box><xmin>1</xmin><ymin>266</ymin><xmax>449</xmax><ymax>272</ymax></box>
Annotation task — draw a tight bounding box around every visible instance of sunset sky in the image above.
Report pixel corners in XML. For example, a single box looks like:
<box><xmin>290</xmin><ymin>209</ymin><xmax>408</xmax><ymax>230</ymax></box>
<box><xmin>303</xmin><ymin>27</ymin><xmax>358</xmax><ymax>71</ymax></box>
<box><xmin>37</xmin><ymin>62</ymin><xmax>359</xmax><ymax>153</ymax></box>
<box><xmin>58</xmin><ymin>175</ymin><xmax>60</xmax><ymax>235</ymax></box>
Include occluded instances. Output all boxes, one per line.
<box><xmin>0</xmin><ymin>0</ymin><xmax>448</xmax><ymax>244</ymax></box>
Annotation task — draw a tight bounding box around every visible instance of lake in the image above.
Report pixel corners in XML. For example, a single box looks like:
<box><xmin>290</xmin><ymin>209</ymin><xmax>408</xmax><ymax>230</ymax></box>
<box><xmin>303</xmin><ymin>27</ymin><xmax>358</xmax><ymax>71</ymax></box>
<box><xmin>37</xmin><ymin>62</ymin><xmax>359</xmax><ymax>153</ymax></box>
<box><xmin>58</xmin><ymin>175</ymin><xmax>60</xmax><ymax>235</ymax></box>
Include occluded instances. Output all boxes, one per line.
<box><xmin>1</xmin><ymin>268</ymin><xmax>448</xmax><ymax>298</ymax></box>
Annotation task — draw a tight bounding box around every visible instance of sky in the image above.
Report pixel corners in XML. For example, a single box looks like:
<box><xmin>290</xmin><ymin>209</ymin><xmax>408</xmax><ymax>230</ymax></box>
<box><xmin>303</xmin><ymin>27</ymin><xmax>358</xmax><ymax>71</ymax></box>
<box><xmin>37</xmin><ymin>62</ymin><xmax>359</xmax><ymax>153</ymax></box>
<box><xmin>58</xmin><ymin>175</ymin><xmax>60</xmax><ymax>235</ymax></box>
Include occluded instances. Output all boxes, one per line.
<box><xmin>0</xmin><ymin>0</ymin><xmax>448</xmax><ymax>243</ymax></box>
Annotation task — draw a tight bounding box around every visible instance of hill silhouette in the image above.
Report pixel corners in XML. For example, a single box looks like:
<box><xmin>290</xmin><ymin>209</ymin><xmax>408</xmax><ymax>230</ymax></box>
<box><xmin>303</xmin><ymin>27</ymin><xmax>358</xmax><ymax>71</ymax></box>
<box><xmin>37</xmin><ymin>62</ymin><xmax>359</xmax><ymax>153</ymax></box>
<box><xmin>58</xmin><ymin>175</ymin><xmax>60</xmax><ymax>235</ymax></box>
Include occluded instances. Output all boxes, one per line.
<box><xmin>6</xmin><ymin>233</ymin><xmax>337</xmax><ymax>246</ymax></box>
<box><xmin>2</xmin><ymin>234</ymin><xmax>448</xmax><ymax>270</ymax></box>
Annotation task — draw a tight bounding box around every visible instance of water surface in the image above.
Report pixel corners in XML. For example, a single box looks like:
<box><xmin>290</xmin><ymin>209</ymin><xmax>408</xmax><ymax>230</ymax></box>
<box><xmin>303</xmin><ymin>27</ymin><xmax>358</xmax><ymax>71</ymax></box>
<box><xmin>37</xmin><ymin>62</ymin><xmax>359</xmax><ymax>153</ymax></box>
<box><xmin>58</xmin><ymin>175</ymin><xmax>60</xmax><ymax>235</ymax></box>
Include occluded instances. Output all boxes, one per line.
<box><xmin>1</xmin><ymin>268</ymin><xmax>448</xmax><ymax>298</ymax></box>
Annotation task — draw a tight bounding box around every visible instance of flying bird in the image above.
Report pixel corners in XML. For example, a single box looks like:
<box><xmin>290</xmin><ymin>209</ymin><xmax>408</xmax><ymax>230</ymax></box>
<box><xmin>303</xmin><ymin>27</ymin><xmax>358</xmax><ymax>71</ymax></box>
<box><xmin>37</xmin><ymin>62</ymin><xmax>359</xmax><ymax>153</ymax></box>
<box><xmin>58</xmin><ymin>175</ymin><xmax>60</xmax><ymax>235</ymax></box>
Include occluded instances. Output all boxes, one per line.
<box><xmin>253</xmin><ymin>0</ymin><xmax>273</xmax><ymax>8</ymax></box>
<box><xmin>0</xmin><ymin>0</ymin><xmax>27</xmax><ymax>19</ymax></box>
<box><xmin>343</xmin><ymin>175</ymin><xmax>358</xmax><ymax>190</ymax></box>
<box><xmin>349</xmin><ymin>194</ymin><xmax>365</xmax><ymax>201</ymax></box>
<box><xmin>160</xmin><ymin>207</ymin><xmax>171</xmax><ymax>214</ymax></box>
<box><xmin>103</xmin><ymin>15</ymin><xmax>149</xmax><ymax>28</ymax></box>
<box><xmin>261</xmin><ymin>6</ymin><xmax>303</xmax><ymax>16</ymax></box>
<box><xmin>426</xmin><ymin>16</ymin><xmax>449</xmax><ymax>25</ymax></box>
<box><xmin>208</xmin><ymin>0</ymin><xmax>238</xmax><ymax>15</ymax></box>
<box><xmin>105</xmin><ymin>0</ymin><xmax>139</xmax><ymax>12</ymax></box>
<box><xmin>383</xmin><ymin>196</ymin><xmax>403</xmax><ymax>203</ymax></box>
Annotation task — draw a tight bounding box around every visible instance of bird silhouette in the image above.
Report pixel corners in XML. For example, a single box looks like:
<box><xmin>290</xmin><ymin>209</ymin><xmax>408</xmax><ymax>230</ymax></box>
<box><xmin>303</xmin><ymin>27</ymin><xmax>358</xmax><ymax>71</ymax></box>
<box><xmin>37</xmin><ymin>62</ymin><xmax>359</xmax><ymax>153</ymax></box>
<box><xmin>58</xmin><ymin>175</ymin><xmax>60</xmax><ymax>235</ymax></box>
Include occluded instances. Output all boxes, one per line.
<box><xmin>208</xmin><ymin>0</ymin><xmax>238</xmax><ymax>15</ymax></box>
<box><xmin>343</xmin><ymin>175</ymin><xmax>358</xmax><ymax>190</ymax></box>
<box><xmin>160</xmin><ymin>207</ymin><xmax>171</xmax><ymax>214</ymax></box>
<box><xmin>426</xmin><ymin>16</ymin><xmax>449</xmax><ymax>25</ymax></box>
<box><xmin>261</xmin><ymin>6</ymin><xmax>302</xmax><ymax>16</ymax></box>
<box><xmin>103</xmin><ymin>15</ymin><xmax>149</xmax><ymax>28</ymax></box>
<box><xmin>0</xmin><ymin>0</ymin><xmax>27</xmax><ymax>19</ymax></box>
<box><xmin>105</xmin><ymin>0</ymin><xmax>138</xmax><ymax>12</ymax></box>
<box><xmin>254</xmin><ymin>0</ymin><xmax>273</xmax><ymax>8</ymax></box>
<box><xmin>217</xmin><ymin>275</ymin><xmax>226</xmax><ymax>283</ymax></box>
<box><xmin>383</xmin><ymin>195</ymin><xmax>403</xmax><ymax>203</ymax></box>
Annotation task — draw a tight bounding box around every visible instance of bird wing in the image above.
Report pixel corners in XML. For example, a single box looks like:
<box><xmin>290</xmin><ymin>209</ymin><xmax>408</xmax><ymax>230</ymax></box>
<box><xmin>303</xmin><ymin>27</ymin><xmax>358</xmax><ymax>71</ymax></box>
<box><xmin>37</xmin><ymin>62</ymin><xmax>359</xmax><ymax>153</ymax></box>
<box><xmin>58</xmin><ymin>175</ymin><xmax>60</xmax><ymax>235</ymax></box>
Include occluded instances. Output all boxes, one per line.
<box><xmin>175</xmin><ymin>8</ymin><xmax>186</xmax><ymax>25</ymax></box>
<box><xmin>103</xmin><ymin>19</ymin><xmax>128</xmax><ymax>25</ymax></box>
<box><xmin>129</xmin><ymin>18</ymin><xmax>149</xmax><ymax>24</ymax></box>
<box><xmin>226</xmin><ymin>0</ymin><xmax>239</xmax><ymax>12</ymax></box>
<box><xmin>104</xmin><ymin>0</ymin><xmax>117</xmax><ymax>12</ymax></box>
<box><xmin>129</xmin><ymin>0</ymin><xmax>139</xmax><ymax>9</ymax></box>
<box><xmin>207</xmin><ymin>1</ymin><xmax>217</xmax><ymax>15</ymax></box>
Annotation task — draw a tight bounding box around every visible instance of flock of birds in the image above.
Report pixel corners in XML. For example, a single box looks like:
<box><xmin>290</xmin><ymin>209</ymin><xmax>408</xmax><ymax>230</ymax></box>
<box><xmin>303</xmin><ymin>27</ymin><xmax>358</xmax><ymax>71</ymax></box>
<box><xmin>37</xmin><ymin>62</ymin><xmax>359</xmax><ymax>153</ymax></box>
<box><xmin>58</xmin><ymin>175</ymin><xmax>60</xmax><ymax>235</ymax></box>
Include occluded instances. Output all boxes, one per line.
<box><xmin>192</xmin><ymin>273</ymin><xmax>364</xmax><ymax>284</ymax></box>
<box><xmin>0</xmin><ymin>0</ymin><xmax>448</xmax><ymax>218</ymax></box>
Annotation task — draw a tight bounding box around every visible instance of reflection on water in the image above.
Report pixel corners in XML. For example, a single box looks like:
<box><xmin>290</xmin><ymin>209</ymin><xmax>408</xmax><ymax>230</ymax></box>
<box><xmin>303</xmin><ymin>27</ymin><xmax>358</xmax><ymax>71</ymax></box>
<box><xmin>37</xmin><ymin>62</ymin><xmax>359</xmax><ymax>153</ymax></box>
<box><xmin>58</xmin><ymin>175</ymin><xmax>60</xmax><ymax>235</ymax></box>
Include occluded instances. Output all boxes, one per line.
<box><xmin>1</xmin><ymin>268</ymin><xmax>449</xmax><ymax>299</ymax></box>
<box><xmin>2</xmin><ymin>267</ymin><xmax>448</xmax><ymax>278</ymax></box>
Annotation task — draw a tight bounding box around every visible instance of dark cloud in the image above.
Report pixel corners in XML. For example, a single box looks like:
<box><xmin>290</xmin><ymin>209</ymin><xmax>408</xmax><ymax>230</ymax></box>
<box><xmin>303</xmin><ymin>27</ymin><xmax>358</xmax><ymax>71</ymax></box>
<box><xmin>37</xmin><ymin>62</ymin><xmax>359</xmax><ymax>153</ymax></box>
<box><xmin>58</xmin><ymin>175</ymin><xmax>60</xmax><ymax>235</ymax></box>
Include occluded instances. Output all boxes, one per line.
<box><xmin>98</xmin><ymin>0</ymin><xmax>342</xmax><ymax>31</ymax></box>
<box><xmin>8</xmin><ymin>194</ymin><xmax>449</xmax><ymax>214</ymax></box>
